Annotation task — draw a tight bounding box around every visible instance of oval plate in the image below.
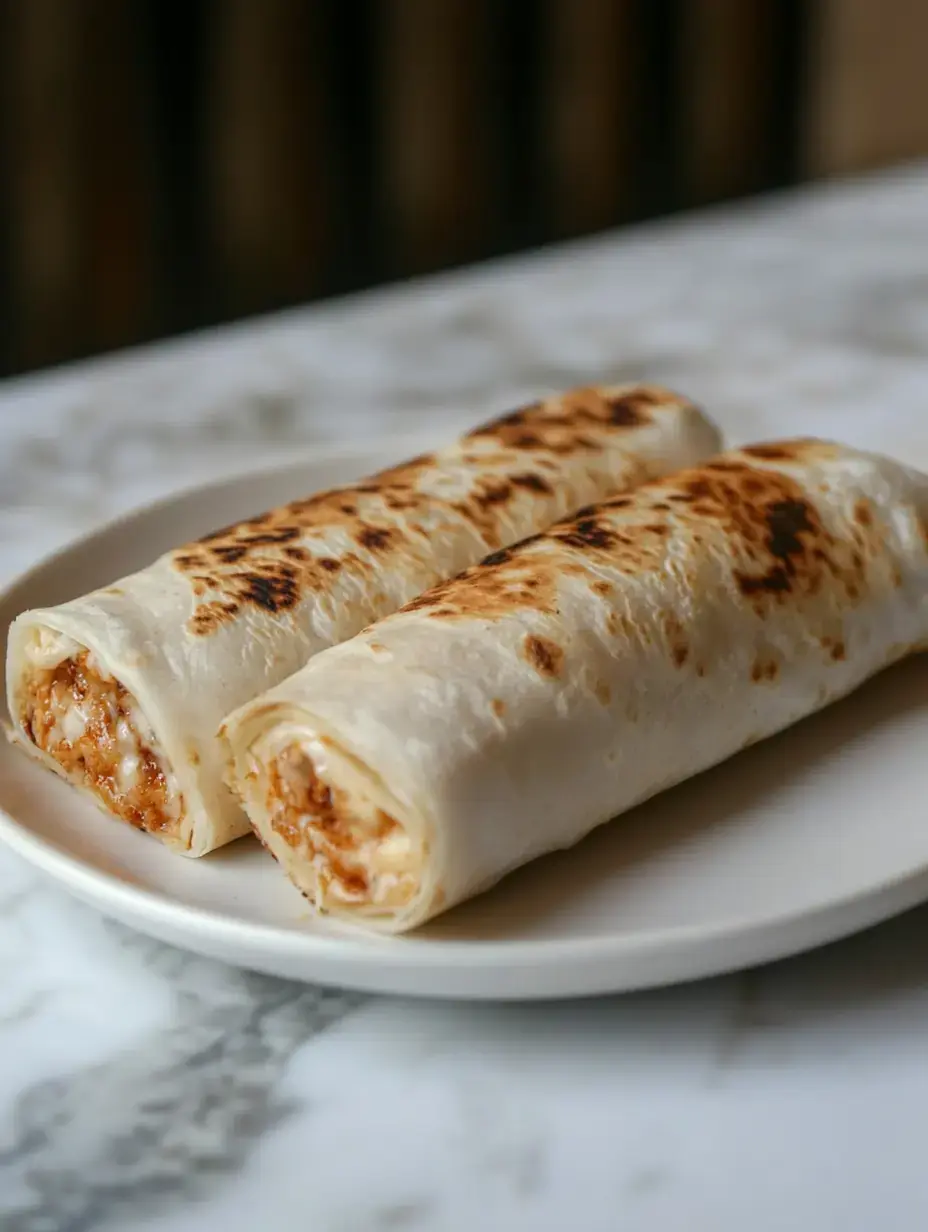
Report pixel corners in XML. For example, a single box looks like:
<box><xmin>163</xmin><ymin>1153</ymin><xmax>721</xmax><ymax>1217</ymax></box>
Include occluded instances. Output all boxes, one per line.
<box><xmin>2</xmin><ymin>441</ymin><xmax>928</xmax><ymax>1000</ymax></box>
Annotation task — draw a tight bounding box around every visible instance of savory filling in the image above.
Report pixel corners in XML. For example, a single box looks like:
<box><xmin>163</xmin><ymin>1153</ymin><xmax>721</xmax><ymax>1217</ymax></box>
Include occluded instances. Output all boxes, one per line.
<box><xmin>264</xmin><ymin>742</ymin><xmax>418</xmax><ymax>911</ymax></box>
<box><xmin>19</xmin><ymin>650</ymin><xmax>182</xmax><ymax>835</ymax></box>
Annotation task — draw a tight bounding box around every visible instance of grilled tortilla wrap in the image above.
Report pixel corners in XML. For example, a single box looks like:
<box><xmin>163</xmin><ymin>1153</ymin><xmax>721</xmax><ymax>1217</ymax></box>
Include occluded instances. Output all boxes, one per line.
<box><xmin>6</xmin><ymin>384</ymin><xmax>719</xmax><ymax>855</ymax></box>
<box><xmin>222</xmin><ymin>439</ymin><xmax>928</xmax><ymax>932</ymax></box>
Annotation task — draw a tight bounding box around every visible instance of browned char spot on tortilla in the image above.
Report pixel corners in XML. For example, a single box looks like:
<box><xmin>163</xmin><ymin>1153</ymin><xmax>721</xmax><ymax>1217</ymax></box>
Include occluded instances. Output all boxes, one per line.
<box><xmin>735</xmin><ymin>498</ymin><xmax>818</xmax><ymax>598</ymax></box>
<box><xmin>394</xmin><ymin>440</ymin><xmax>877</xmax><ymax>633</ymax></box>
<box><xmin>397</xmin><ymin>486</ymin><xmax>677</xmax><ymax>628</ymax></box>
<box><xmin>645</xmin><ymin>441</ymin><xmax>872</xmax><ymax>611</ymax></box>
<box><xmin>522</xmin><ymin>634</ymin><xmax>564</xmax><ymax>679</ymax></box>
<box><xmin>465</xmin><ymin>384</ymin><xmax>679</xmax><ymax>452</ymax></box>
<box><xmin>357</xmin><ymin>525</ymin><xmax>394</xmax><ymax>552</ymax></box>
<box><xmin>511</xmin><ymin>471</ymin><xmax>553</xmax><ymax>495</ymax></box>
<box><xmin>481</xmin><ymin>546</ymin><xmax>515</xmax><ymax>568</ymax></box>
<box><xmin>556</xmin><ymin>516</ymin><xmax>620</xmax><ymax>552</ymax></box>
<box><xmin>821</xmin><ymin>634</ymin><xmax>847</xmax><ymax>662</ymax></box>
<box><xmin>662</xmin><ymin>612</ymin><xmax>689</xmax><ymax>667</ymax></box>
<box><xmin>474</xmin><ymin>480</ymin><xmax>513</xmax><ymax>508</ymax></box>
<box><xmin>548</xmin><ymin>499</ymin><xmax>669</xmax><ymax>573</ymax></box>
<box><xmin>854</xmin><ymin>499</ymin><xmax>873</xmax><ymax>528</ymax></box>
<box><xmin>169</xmin><ymin>447</ymin><xmax>525</xmax><ymax>634</ymax></box>
<box><xmin>400</xmin><ymin>530</ymin><xmax>561</xmax><ymax>623</ymax></box>
<box><xmin>751</xmin><ymin>655</ymin><xmax>779</xmax><ymax>683</ymax></box>
<box><xmin>740</xmin><ymin>440</ymin><xmax>837</xmax><ymax>463</ymax></box>
<box><xmin>604</xmin><ymin>390</ymin><xmax>656</xmax><ymax>426</ymax></box>
<box><xmin>176</xmin><ymin>388</ymin><xmax>685</xmax><ymax>635</ymax></box>
<box><xmin>175</xmin><ymin>473</ymin><xmax>444</xmax><ymax>634</ymax></box>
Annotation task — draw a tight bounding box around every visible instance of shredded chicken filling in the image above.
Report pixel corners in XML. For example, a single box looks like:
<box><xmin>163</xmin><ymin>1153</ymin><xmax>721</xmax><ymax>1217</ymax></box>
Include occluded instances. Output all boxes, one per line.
<box><xmin>265</xmin><ymin>743</ymin><xmax>417</xmax><ymax>910</ymax></box>
<box><xmin>20</xmin><ymin>651</ymin><xmax>182</xmax><ymax>835</ymax></box>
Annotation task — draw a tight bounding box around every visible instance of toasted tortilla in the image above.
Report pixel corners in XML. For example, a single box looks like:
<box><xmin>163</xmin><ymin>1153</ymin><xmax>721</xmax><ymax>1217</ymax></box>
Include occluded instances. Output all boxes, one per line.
<box><xmin>6</xmin><ymin>384</ymin><xmax>720</xmax><ymax>854</ymax></box>
<box><xmin>222</xmin><ymin>439</ymin><xmax>928</xmax><ymax>930</ymax></box>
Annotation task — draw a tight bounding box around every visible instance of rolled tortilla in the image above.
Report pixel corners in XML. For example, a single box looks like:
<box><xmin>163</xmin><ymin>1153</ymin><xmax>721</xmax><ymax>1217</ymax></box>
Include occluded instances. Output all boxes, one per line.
<box><xmin>6</xmin><ymin>384</ymin><xmax>720</xmax><ymax>855</ymax></box>
<box><xmin>222</xmin><ymin>439</ymin><xmax>928</xmax><ymax>932</ymax></box>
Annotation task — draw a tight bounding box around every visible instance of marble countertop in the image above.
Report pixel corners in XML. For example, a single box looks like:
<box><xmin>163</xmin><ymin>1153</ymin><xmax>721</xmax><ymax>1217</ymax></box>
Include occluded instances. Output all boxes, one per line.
<box><xmin>4</xmin><ymin>164</ymin><xmax>928</xmax><ymax>1230</ymax></box>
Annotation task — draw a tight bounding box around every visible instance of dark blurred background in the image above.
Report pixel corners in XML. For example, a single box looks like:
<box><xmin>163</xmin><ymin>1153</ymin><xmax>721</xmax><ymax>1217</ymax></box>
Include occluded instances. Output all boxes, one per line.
<box><xmin>1</xmin><ymin>0</ymin><xmax>925</xmax><ymax>378</ymax></box>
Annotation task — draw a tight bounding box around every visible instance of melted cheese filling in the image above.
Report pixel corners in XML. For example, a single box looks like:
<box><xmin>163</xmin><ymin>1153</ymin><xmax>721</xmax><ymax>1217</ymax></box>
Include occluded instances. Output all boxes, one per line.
<box><xmin>257</xmin><ymin>738</ymin><xmax>420</xmax><ymax>913</ymax></box>
<box><xmin>18</xmin><ymin>632</ymin><xmax>182</xmax><ymax>835</ymax></box>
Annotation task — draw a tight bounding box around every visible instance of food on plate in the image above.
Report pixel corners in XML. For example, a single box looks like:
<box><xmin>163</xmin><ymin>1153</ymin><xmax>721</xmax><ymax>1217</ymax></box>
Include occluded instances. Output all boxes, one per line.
<box><xmin>222</xmin><ymin>439</ymin><xmax>928</xmax><ymax>932</ymax></box>
<box><xmin>6</xmin><ymin>384</ymin><xmax>720</xmax><ymax>855</ymax></box>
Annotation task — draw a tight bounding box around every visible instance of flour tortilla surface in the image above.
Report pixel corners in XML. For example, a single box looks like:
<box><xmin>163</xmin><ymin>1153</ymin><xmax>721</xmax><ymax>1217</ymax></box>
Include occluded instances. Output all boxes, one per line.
<box><xmin>7</xmin><ymin>384</ymin><xmax>720</xmax><ymax>854</ymax></box>
<box><xmin>223</xmin><ymin>439</ymin><xmax>928</xmax><ymax>931</ymax></box>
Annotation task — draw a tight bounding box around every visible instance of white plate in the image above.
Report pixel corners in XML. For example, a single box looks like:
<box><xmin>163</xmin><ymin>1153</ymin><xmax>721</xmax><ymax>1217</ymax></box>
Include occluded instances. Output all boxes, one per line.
<box><xmin>3</xmin><ymin>441</ymin><xmax>928</xmax><ymax>1001</ymax></box>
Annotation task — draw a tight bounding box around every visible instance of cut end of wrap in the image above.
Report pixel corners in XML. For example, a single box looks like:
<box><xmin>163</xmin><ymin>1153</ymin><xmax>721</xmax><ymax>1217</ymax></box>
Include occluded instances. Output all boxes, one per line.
<box><xmin>225</xmin><ymin>719</ymin><xmax>433</xmax><ymax>931</ymax></box>
<box><xmin>7</xmin><ymin>619</ymin><xmax>190</xmax><ymax>850</ymax></box>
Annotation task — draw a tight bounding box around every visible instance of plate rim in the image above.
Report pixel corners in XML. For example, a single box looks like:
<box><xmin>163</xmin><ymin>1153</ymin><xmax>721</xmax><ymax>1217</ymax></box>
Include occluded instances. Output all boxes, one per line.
<box><xmin>3</xmin><ymin>438</ymin><xmax>928</xmax><ymax>997</ymax></box>
<box><xmin>2</xmin><ymin>782</ymin><xmax>928</xmax><ymax>972</ymax></box>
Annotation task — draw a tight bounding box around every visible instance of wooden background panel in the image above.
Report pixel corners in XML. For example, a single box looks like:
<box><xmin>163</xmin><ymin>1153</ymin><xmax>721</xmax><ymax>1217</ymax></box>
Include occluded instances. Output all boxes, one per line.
<box><xmin>679</xmin><ymin>0</ymin><xmax>788</xmax><ymax>205</ymax></box>
<box><xmin>542</xmin><ymin>0</ymin><xmax>636</xmax><ymax>238</ymax></box>
<box><xmin>3</xmin><ymin>1</ymin><xmax>928</xmax><ymax>377</ymax></box>
<box><xmin>2</xmin><ymin>0</ymin><xmax>156</xmax><ymax>373</ymax></box>
<box><xmin>805</xmin><ymin>0</ymin><xmax>928</xmax><ymax>177</ymax></box>
<box><xmin>376</xmin><ymin>0</ymin><xmax>495</xmax><ymax>276</ymax></box>
<box><xmin>82</xmin><ymin>0</ymin><xmax>156</xmax><ymax>358</ymax></box>
<box><xmin>207</xmin><ymin>0</ymin><xmax>329</xmax><ymax>318</ymax></box>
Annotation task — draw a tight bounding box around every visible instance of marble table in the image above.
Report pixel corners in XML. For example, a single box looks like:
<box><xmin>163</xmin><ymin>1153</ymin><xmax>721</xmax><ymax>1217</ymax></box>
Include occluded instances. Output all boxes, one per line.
<box><xmin>3</xmin><ymin>163</ymin><xmax>928</xmax><ymax>1231</ymax></box>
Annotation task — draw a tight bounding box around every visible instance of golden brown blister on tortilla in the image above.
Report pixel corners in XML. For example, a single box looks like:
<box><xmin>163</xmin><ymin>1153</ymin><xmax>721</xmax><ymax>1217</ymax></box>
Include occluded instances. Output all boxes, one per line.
<box><xmin>662</xmin><ymin>612</ymin><xmax>689</xmax><ymax>667</ymax></box>
<box><xmin>522</xmin><ymin>634</ymin><xmax>565</xmax><ymax>679</ymax></box>
<box><xmin>396</xmin><ymin>441</ymin><xmax>888</xmax><ymax>661</ymax></box>
<box><xmin>172</xmin><ymin>385</ymin><xmax>693</xmax><ymax>635</ymax></box>
<box><xmin>465</xmin><ymin>385</ymin><xmax>660</xmax><ymax>448</ymax></box>
<box><xmin>751</xmin><ymin>655</ymin><xmax>780</xmax><ymax>683</ymax></box>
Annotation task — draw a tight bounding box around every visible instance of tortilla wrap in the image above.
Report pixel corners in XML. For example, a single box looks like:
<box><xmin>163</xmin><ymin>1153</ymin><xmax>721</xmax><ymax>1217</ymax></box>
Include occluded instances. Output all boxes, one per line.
<box><xmin>6</xmin><ymin>384</ymin><xmax>719</xmax><ymax>854</ymax></box>
<box><xmin>221</xmin><ymin>439</ymin><xmax>928</xmax><ymax>931</ymax></box>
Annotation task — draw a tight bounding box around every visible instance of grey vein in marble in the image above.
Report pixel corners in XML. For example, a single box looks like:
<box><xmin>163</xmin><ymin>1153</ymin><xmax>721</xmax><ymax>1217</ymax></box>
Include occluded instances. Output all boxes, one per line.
<box><xmin>0</xmin><ymin>932</ymin><xmax>361</xmax><ymax>1232</ymax></box>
